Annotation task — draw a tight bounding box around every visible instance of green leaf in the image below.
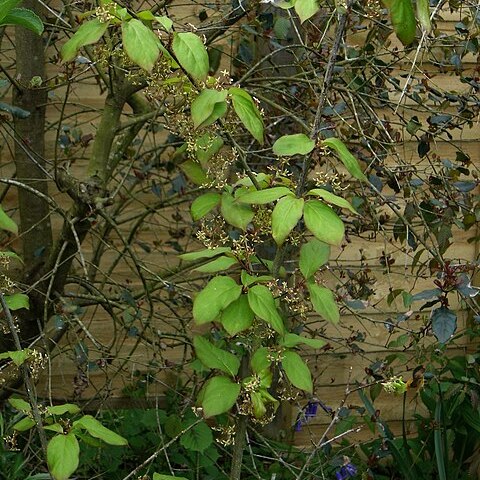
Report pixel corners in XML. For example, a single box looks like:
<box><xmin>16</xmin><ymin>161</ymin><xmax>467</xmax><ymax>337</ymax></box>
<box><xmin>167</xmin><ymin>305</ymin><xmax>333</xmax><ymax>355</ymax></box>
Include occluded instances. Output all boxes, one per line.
<box><xmin>220</xmin><ymin>294</ymin><xmax>255</xmax><ymax>336</ymax></box>
<box><xmin>230</xmin><ymin>88</ymin><xmax>264</xmax><ymax>144</ymax></box>
<box><xmin>72</xmin><ymin>415</ymin><xmax>128</xmax><ymax>445</ymax></box>
<box><xmin>4</xmin><ymin>293</ymin><xmax>29</xmax><ymax>311</ymax></box>
<box><xmin>193</xmin><ymin>276</ymin><xmax>242</xmax><ymax>324</ymax></box>
<box><xmin>61</xmin><ymin>19</ymin><xmax>109</xmax><ymax>62</ymax></box>
<box><xmin>322</xmin><ymin>137</ymin><xmax>367</xmax><ymax>181</ymax></box>
<box><xmin>299</xmin><ymin>238</ymin><xmax>330</xmax><ymax>279</ymax></box>
<box><xmin>193</xmin><ymin>336</ymin><xmax>240</xmax><ymax>376</ymax></box>
<box><xmin>191</xmin><ymin>192</ymin><xmax>221</xmax><ymax>221</ymax></box>
<box><xmin>46</xmin><ymin>404</ymin><xmax>81</xmax><ymax>416</ymax></box>
<box><xmin>0</xmin><ymin>0</ymin><xmax>20</xmax><ymax>22</ymax></box>
<box><xmin>195</xmin><ymin>133</ymin><xmax>224</xmax><ymax>165</ymax></box>
<box><xmin>237</xmin><ymin>187</ymin><xmax>292</xmax><ymax>205</ymax></box>
<box><xmin>13</xmin><ymin>417</ymin><xmax>36</xmax><ymax>431</ymax></box>
<box><xmin>240</xmin><ymin>270</ymin><xmax>273</xmax><ymax>287</ymax></box>
<box><xmin>282</xmin><ymin>351</ymin><xmax>312</xmax><ymax>392</ymax></box>
<box><xmin>431</xmin><ymin>306</ymin><xmax>456</xmax><ymax>344</ymax></box>
<box><xmin>272</xmin><ymin>196</ymin><xmax>304</xmax><ymax>245</ymax></box>
<box><xmin>0</xmin><ymin>251</ymin><xmax>23</xmax><ymax>264</ymax></box>
<box><xmin>9</xmin><ymin>397</ymin><xmax>31</xmax><ymax>412</ymax></box>
<box><xmin>47</xmin><ymin>433</ymin><xmax>80</xmax><ymax>480</ymax></box>
<box><xmin>193</xmin><ymin>256</ymin><xmax>238</xmax><ymax>273</ymax></box>
<box><xmin>248</xmin><ymin>285</ymin><xmax>285</xmax><ymax>334</ymax></box>
<box><xmin>221</xmin><ymin>192</ymin><xmax>254</xmax><ymax>230</ymax></box>
<box><xmin>251</xmin><ymin>347</ymin><xmax>271</xmax><ymax>374</ymax></box>
<box><xmin>308</xmin><ymin>282</ymin><xmax>340</xmax><ymax>324</ymax></box>
<box><xmin>201</xmin><ymin>376</ymin><xmax>241</xmax><ymax>417</ymax></box>
<box><xmin>0</xmin><ymin>349</ymin><xmax>31</xmax><ymax>366</ymax></box>
<box><xmin>0</xmin><ymin>204</ymin><xmax>17</xmax><ymax>234</ymax></box>
<box><xmin>281</xmin><ymin>333</ymin><xmax>325</xmax><ymax>349</ymax></box>
<box><xmin>294</xmin><ymin>0</ymin><xmax>319</xmax><ymax>23</ymax></box>
<box><xmin>122</xmin><ymin>19</ymin><xmax>160</xmax><ymax>71</ymax></box>
<box><xmin>307</xmin><ymin>189</ymin><xmax>357</xmax><ymax>214</ymax></box>
<box><xmin>179</xmin><ymin>247</ymin><xmax>231</xmax><ymax>262</ymax></box>
<box><xmin>191</xmin><ymin>89</ymin><xmax>228</xmax><ymax>129</ymax></box>
<box><xmin>44</xmin><ymin>424</ymin><xmax>64</xmax><ymax>433</ymax></box>
<box><xmin>153</xmin><ymin>474</ymin><xmax>189</xmax><ymax>480</ymax></box>
<box><xmin>154</xmin><ymin>15</ymin><xmax>173</xmax><ymax>31</ymax></box>
<box><xmin>1</xmin><ymin>8</ymin><xmax>43</xmax><ymax>35</ymax></box>
<box><xmin>383</xmin><ymin>0</ymin><xmax>416</xmax><ymax>46</ymax></box>
<box><xmin>136</xmin><ymin>11</ymin><xmax>173</xmax><ymax>31</ymax></box>
<box><xmin>172</xmin><ymin>32</ymin><xmax>209</xmax><ymax>81</ymax></box>
<box><xmin>416</xmin><ymin>0</ymin><xmax>431</xmax><ymax>32</ymax></box>
<box><xmin>179</xmin><ymin>160</ymin><xmax>210</xmax><ymax>185</ymax></box>
<box><xmin>272</xmin><ymin>134</ymin><xmax>315</xmax><ymax>156</ymax></box>
<box><xmin>303</xmin><ymin>200</ymin><xmax>344</xmax><ymax>246</ymax></box>
<box><xmin>180</xmin><ymin>420</ymin><xmax>213</xmax><ymax>453</ymax></box>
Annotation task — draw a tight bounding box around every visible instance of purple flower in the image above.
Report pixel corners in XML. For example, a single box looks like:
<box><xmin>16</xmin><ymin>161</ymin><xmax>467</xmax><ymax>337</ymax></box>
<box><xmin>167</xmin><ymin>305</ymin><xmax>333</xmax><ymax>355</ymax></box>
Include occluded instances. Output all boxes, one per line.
<box><xmin>335</xmin><ymin>463</ymin><xmax>357</xmax><ymax>480</ymax></box>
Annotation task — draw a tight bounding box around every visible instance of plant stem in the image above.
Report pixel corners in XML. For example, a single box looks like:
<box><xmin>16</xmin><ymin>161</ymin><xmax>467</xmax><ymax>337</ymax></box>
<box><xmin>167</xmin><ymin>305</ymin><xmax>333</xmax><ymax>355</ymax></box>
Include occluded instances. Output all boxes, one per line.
<box><xmin>0</xmin><ymin>293</ymin><xmax>49</xmax><ymax>459</ymax></box>
<box><xmin>230</xmin><ymin>414</ymin><xmax>247</xmax><ymax>480</ymax></box>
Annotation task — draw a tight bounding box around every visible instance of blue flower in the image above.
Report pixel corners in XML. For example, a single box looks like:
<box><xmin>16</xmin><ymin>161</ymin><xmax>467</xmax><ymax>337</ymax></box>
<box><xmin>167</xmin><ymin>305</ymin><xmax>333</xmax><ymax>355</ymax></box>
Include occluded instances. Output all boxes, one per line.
<box><xmin>335</xmin><ymin>462</ymin><xmax>357</xmax><ymax>480</ymax></box>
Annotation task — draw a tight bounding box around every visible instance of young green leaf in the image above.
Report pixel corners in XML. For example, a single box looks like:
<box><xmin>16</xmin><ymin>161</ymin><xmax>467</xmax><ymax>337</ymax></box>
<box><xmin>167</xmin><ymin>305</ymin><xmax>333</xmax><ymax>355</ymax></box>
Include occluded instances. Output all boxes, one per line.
<box><xmin>0</xmin><ymin>349</ymin><xmax>31</xmax><ymax>366</ymax></box>
<box><xmin>248</xmin><ymin>285</ymin><xmax>285</xmax><ymax>334</ymax></box>
<box><xmin>0</xmin><ymin>251</ymin><xmax>23</xmax><ymax>264</ymax></box>
<box><xmin>47</xmin><ymin>433</ymin><xmax>80</xmax><ymax>480</ymax></box>
<box><xmin>416</xmin><ymin>0</ymin><xmax>431</xmax><ymax>32</ymax></box>
<box><xmin>61</xmin><ymin>19</ymin><xmax>109</xmax><ymax>62</ymax></box>
<box><xmin>201</xmin><ymin>376</ymin><xmax>241</xmax><ymax>417</ymax></box>
<box><xmin>179</xmin><ymin>247</ymin><xmax>231</xmax><ymax>261</ymax></box>
<box><xmin>240</xmin><ymin>270</ymin><xmax>273</xmax><ymax>287</ymax></box>
<box><xmin>153</xmin><ymin>474</ymin><xmax>188</xmax><ymax>480</ymax></box>
<box><xmin>251</xmin><ymin>347</ymin><xmax>271</xmax><ymax>374</ymax></box>
<box><xmin>230</xmin><ymin>88</ymin><xmax>264</xmax><ymax>144</ymax></box>
<box><xmin>303</xmin><ymin>200</ymin><xmax>345</xmax><ymax>245</ymax></box>
<box><xmin>1</xmin><ymin>8</ymin><xmax>44</xmax><ymax>35</ymax></box>
<box><xmin>190</xmin><ymin>192</ymin><xmax>221</xmax><ymax>220</ymax></box>
<box><xmin>281</xmin><ymin>333</ymin><xmax>325</xmax><ymax>349</ymax></box>
<box><xmin>307</xmin><ymin>188</ymin><xmax>357</xmax><ymax>214</ymax></box>
<box><xmin>193</xmin><ymin>336</ymin><xmax>240</xmax><ymax>376</ymax></box>
<box><xmin>44</xmin><ymin>423</ymin><xmax>64</xmax><ymax>433</ymax></box>
<box><xmin>322</xmin><ymin>137</ymin><xmax>367</xmax><ymax>181</ymax></box>
<box><xmin>294</xmin><ymin>0</ymin><xmax>319</xmax><ymax>23</ymax></box>
<box><xmin>191</xmin><ymin>89</ymin><xmax>228</xmax><ymax>129</ymax></box>
<box><xmin>72</xmin><ymin>415</ymin><xmax>128</xmax><ymax>445</ymax></box>
<box><xmin>236</xmin><ymin>186</ymin><xmax>292</xmax><ymax>205</ymax></box>
<box><xmin>13</xmin><ymin>416</ymin><xmax>36</xmax><ymax>431</ymax></box>
<box><xmin>4</xmin><ymin>293</ymin><xmax>29</xmax><ymax>311</ymax></box>
<box><xmin>273</xmin><ymin>133</ymin><xmax>315</xmax><ymax>156</ymax></box>
<box><xmin>180</xmin><ymin>421</ymin><xmax>213</xmax><ymax>453</ymax></box>
<box><xmin>383</xmin><ymin>0</ymin><xmax>416</xmax><ymax>46</ymax></box>
<box><xmin>221</xmin><ymin>191</ymin><xmax>254</xmax><ymax>230</ymax></box>
<box><xmin>179</xmin><ymin>160</ymin><xmax>211</xmax><ymax>185</ymax></box>
<box><xmin>308</xmin><ymin>282</ymin><xmax>340</xmax><ymax>324</ymax></box>
<box><xmin>282</xmin><ymin>351</ymin><xmax>313</xmax><ymax>392</ymax></box>
<box><xmin>9</xmin><ymin>397</ymin><xmax>31</xmax><ymax>412</ymax></box>
<box><xmin>122</xmin><ymin>19</ymin><xmax>160</xmax><ymax>71</ymax></box>
<box><xmin>193</xmin><ymin>276</ymin><xmax>242</xmax><ymax>324</ymax></box>
<box><xmin>299</xmin><ymin>238</ymin><xmax>330</xmax><ymax>279</ymax></box>
<box><xmin>0</xmin><ymin>204</ymin><xmax>17</xmax><ymax>234</ymax></box>
<box><xmin>272</xmin><ymin>196</ymin><xmax>304</xmax><ymax>245</ymax></box>
<box><xmin>46</xmin><ymin>404</ymin><xmax>81</xmax><ymax>416</ymax></box>
<box><xmin>195</xmin><ymin>133</ymin><xmax>224</xmax><ymax>165</ymax></box>
<box><xmin>172</xmin><ymin>32</ymin><xmax>209</xmax><ymax>81</ymax></box>
<box><xmin>193</xmin><ymin>255</ymin><xmax>238</xmax><ymax>273</ymax></box>
<box><xmin>220</xmin><ymin>294</ymin><xmax>255</xmax><ymax>336</ymax></box>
